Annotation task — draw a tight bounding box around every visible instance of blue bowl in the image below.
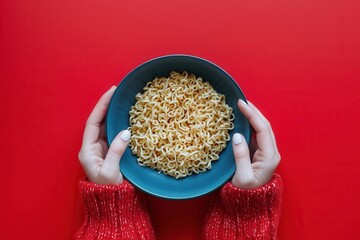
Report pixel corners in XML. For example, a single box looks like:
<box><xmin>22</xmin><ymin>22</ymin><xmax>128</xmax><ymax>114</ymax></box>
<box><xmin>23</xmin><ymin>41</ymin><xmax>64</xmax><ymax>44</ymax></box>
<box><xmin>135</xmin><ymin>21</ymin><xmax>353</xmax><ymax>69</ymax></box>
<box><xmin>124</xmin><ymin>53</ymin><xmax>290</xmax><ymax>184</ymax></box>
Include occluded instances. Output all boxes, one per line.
<box><xmin>106</xmin><ymin>54</ymin><xmax>250</xmax><ymax>199</ymax></box>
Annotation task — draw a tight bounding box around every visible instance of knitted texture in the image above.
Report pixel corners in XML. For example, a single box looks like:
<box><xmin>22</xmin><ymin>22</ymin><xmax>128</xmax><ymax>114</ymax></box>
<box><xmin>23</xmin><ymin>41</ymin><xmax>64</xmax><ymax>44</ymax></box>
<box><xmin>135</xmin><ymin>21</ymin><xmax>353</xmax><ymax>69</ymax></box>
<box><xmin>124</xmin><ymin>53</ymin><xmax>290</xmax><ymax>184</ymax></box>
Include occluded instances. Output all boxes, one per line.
<box><xmin>202</xmin><ymin>174</ymin><xmax>282</xmax><ymax>240</ymax></box>
<box><xmin>74</xmin><ymin>180</ymin><xmax>155</xmax><ymax>240</ymax></box>
<box><xmin>75</xmin><ymin>175</ymin><xmax>282</xmax><ymax>240</ymax></box>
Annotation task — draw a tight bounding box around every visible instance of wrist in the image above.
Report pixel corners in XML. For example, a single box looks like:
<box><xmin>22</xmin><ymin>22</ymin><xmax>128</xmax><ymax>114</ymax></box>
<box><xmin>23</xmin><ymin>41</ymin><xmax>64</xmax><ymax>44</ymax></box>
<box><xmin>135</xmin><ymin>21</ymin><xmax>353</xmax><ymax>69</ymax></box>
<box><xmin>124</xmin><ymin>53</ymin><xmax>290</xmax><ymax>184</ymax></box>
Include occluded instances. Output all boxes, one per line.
<box><xmin>231</xmin><ymin>173</ymin><xmax>274</xmax><ymax>189</ymax></box>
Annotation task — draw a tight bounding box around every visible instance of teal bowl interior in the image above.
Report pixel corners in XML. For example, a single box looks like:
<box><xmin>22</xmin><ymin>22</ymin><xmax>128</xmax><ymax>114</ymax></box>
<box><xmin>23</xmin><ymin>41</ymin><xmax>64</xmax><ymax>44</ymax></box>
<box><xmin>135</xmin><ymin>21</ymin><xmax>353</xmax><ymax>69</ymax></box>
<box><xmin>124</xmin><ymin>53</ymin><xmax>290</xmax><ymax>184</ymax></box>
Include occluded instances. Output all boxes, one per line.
<box><xmin>106</xmin><ymin>54</ymin><xmax>250</xmax><ymax>199</ymax></box>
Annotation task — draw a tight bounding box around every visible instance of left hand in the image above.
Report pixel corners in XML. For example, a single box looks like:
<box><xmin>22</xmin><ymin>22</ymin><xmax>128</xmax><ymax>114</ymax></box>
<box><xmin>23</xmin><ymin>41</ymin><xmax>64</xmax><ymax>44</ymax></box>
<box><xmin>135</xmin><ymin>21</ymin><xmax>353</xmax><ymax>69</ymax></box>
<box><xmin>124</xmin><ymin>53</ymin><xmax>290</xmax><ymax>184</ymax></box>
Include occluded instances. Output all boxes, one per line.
<box><xmin>231</xmin><ymin>100</ymin><xmax>281</xmax><ymax>189</ymax></box>
<box><xmin>78</xmin><ymin>86</ymin><xmax>131</xmax><ymax>185</ymax></box>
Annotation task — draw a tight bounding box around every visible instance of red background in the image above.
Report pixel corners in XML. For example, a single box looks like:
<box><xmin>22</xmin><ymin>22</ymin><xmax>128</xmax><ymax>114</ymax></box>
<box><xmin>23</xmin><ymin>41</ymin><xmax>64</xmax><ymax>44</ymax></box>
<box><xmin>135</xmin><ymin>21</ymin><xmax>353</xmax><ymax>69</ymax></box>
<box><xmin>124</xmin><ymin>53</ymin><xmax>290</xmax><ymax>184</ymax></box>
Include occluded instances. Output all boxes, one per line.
<box><xmin>1</xmin><ymin>0</ymin><xmax>360</xmax><ymax>239</ymax></box>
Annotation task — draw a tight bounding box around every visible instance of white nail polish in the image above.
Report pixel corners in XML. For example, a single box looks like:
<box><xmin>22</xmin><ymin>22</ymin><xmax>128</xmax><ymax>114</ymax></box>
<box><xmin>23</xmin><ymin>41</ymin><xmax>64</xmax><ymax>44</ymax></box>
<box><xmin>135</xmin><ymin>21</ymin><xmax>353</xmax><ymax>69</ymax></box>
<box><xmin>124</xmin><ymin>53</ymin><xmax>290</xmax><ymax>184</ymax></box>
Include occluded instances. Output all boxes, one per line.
<box><xmin>120</xmin><ymin>130</ymin><xmax>131</xmax><ymax>141</ymax></box>
<box><xmin>239</xmin><ymin>99</ymin><xmax>247</xmax><ymax>106</ymax></box>
<box><xmin>233</xmin><ymin>133</ymin><xmax>243</xmax><ymax>145</ymax></box>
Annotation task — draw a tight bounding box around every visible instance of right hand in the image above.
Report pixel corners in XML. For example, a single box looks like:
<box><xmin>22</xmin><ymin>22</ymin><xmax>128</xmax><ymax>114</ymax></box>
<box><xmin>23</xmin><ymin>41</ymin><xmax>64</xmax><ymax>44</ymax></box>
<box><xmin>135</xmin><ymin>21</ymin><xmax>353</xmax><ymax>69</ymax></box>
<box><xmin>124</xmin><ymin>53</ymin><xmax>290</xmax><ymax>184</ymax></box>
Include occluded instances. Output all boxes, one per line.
<box><xmin>231</xmin><ymin>100</ymin><xmax>281</xmax><ymax>189</ymax></box>
<box><xmin>78</xmin><ymin>86</ymin><xmax>131</xmax><ymax>185</ymax></box>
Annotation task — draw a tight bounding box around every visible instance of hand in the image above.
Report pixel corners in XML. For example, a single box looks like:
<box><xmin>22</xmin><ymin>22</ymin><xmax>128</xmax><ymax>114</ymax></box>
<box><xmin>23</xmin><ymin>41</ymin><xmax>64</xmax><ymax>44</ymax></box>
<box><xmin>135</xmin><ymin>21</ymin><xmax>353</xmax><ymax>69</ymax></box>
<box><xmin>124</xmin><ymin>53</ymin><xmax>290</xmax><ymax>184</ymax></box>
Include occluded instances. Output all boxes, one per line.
<box><xmin>78</xmin><ymin>86</ymin><xmax>131</xmax><ymax>185</ymax></box>
<box><xmin>231</xmin><ymin>100</ymin><xmax>281</xmax><ymax>189</ymax></box>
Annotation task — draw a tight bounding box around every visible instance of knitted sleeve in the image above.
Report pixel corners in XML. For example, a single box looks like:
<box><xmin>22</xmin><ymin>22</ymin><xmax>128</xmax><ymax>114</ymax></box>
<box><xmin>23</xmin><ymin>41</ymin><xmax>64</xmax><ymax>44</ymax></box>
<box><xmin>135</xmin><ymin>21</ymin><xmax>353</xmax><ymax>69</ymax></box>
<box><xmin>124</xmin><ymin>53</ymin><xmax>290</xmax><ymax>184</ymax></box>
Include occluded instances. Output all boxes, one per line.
<box><xmin>74</xmin><ymin>180</ymin><xmax>155</xmax><ymax>240</ymax></box>
<box><xmin>202</xmin><ymin>174</ymin><xmax>282</xmax><ymax>240</ymax></box>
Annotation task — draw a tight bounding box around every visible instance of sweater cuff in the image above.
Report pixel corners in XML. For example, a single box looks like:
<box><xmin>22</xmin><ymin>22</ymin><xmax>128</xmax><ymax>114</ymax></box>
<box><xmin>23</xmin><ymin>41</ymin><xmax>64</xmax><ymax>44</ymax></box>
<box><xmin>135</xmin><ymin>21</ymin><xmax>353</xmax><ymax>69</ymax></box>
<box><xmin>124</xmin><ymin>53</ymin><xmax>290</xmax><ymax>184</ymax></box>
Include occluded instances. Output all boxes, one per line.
<box><xmin>221</xmin><ymin>174</ymin><xmax>282</xmax><ymax>218</ymax></box>
<box><xmin>79</xmin><ymin>180</ymin><xmax>136</xmax><ymax>206</ymax></box>
<box><xmin>75</xmin><ymin>180</ymin><xmax>155</xmax><ymax>240</ymax></box>
<box><xmin>79</xmin><ymin>180</ymin><xmax>137</xmax><ymax>220</ymax></box>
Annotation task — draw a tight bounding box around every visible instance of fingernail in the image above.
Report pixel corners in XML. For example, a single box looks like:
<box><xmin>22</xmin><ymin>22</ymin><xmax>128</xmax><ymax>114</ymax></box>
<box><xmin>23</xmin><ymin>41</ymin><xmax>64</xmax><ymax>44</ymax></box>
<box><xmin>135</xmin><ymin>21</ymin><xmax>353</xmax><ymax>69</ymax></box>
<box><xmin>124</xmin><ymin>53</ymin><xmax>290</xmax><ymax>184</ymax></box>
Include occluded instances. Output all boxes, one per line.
<box><xmin>233</xmin><ymin>133</ymin><xmax>243</xmax><ymax>145</ymax></box>
<box><xmin>110</xmin><ymin>85</ymin><xmax>117</xmax><ymax>90</ymax></box>
<box><xmin>238</xmin><ymin>99</ymin><xmax>248</xmax><ymax>106</ymax></box>
<box><xmin>120</xmin><ymin>130</ymin><xmax>131</xmax><ymax>141</ymax></box>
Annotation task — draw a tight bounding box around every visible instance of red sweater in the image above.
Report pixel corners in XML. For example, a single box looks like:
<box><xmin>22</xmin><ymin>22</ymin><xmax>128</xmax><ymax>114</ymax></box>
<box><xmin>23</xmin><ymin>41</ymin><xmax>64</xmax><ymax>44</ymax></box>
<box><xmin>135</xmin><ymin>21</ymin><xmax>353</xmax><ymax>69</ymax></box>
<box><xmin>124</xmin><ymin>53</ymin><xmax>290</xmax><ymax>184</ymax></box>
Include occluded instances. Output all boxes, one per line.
<box><xmin>74</xmin><ymin>174</ymin><xmax>282</xmax><ymax>240</ymax></box>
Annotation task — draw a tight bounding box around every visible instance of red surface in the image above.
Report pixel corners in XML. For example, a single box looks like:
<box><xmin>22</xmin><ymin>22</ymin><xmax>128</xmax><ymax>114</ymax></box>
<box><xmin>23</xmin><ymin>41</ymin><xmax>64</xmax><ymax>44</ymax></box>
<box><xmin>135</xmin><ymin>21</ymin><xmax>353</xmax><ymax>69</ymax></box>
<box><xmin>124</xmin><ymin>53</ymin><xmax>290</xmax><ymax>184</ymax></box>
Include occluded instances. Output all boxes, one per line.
<box><xmin>1</xmin><ymin>0</ymin><xmax>360</xmax><ymax>239</ymax></box>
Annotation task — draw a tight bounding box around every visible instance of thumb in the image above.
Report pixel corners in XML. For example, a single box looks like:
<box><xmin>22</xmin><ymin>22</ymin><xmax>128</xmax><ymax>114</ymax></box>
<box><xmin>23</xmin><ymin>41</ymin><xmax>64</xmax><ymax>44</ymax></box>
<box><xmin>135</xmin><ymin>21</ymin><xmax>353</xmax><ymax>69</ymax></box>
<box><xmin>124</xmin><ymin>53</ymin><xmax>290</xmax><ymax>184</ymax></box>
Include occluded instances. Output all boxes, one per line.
<box><xmin>100</xmin><ymin>130</ymin><xmax>131</xmax><ymax>184</ymax></box>
<box><xmin>231</xmin><ymin>133</ymin><xmax>255</xmax><ymax>188</ymax></box>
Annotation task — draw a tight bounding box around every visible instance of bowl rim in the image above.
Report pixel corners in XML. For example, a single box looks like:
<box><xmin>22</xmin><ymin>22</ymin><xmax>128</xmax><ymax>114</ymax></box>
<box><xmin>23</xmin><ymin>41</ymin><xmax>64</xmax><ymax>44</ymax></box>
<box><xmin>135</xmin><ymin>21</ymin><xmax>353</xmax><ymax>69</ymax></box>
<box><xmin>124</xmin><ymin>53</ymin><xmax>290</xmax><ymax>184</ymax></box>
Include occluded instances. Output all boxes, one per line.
<box><xmin>115</xmin><ymin>54</ymin><xmax>243</xmax><ymax>93</ymax></box>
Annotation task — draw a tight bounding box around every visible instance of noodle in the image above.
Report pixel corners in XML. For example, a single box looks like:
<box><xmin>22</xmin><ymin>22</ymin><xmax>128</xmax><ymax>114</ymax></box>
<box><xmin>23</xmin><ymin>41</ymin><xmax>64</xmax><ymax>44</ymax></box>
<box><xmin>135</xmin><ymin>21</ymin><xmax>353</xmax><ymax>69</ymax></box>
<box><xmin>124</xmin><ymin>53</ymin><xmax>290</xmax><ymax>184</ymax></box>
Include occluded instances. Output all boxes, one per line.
<box><xmin>128</xmin><ymin>71</ymin><xmax>234</xmax><ymax>179</ymax></box>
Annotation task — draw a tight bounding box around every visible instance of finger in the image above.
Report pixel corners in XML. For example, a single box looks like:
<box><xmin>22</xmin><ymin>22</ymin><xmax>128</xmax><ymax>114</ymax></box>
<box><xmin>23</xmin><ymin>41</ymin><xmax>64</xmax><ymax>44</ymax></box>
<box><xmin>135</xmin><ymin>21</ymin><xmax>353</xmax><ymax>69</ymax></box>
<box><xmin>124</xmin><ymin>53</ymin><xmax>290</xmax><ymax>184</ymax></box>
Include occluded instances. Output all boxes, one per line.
<box><xmin>100</xmin><ymin>130</ymin><xmax>131</xmax><ymax>183</ymax></box>
<box><xmin>247</xmin><ymin>101</ymin><xmax>278</xmax><ymax>150</ymax></box>
<box><xmin>83</xmin><ymin>86</ymin><xmax>116</xmax><ymax>145</ymax></box>
<box><xmin>238</xmin><ymin>99</ymin><xmax>274</xmax><ymax>153</ymax></box>
<box><xmin>231</xmin><ymin>133</ymin><xmax>255</xmax><ymax>188</ymax></box>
